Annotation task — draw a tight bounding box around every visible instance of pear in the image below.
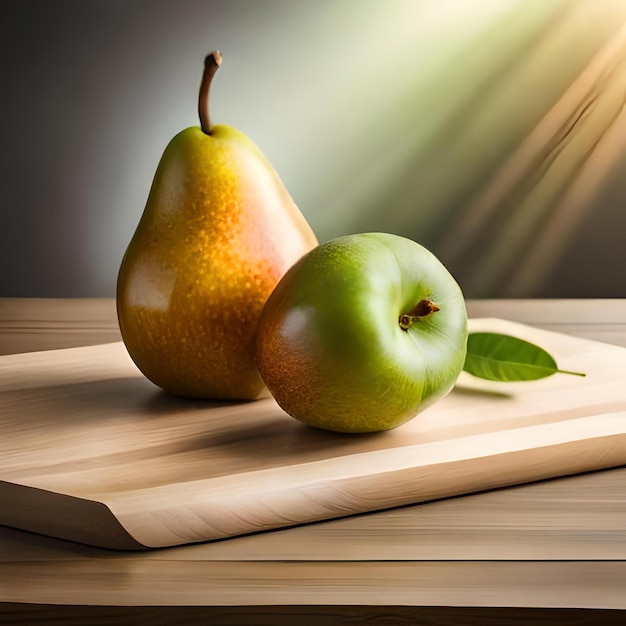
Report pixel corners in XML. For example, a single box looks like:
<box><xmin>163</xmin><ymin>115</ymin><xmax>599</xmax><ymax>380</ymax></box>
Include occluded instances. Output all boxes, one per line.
<box><xmin>117</xmin><ymin>51</ymin><xmax>318</xmax><ymax>400</ymax></box>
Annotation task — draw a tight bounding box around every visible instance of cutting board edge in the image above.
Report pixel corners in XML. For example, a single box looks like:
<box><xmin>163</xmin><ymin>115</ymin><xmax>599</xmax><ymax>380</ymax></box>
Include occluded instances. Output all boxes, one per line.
<box><xmin>100</xmin><ymin>410</ymin><xmax>626</xmax><ymax>507</ymax></box>
<box><xmin>0</xmin><ymin>480</ymin><xmax>148</xmax><ymax>551</ymax></box>
<box><xmin>112</xmin><ymin>428</ymin><xmax>626</xmax><ymax>549</ymax></box>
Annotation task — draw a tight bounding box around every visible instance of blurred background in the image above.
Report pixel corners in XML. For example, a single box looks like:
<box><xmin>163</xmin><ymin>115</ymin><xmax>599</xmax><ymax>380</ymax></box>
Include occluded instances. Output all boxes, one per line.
<box><xmin>2</xmin><ymin>0</ymin><xmax>625</xmax><ymax>298</ymax></box>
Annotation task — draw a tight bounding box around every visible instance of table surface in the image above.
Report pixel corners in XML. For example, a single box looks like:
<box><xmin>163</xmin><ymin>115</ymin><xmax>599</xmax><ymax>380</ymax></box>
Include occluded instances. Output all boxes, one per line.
<box><xmin>1</xmin><ymin>298</ymin><xmax>626</xmax><ymax>625</ymax></box>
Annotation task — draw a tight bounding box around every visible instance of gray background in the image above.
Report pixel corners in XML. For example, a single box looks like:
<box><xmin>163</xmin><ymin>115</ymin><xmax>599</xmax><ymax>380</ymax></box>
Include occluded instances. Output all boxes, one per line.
<box><xmin>2</xmin><ymin>0</ymin><xmax>625</xmax><ymax>298</ymax></box>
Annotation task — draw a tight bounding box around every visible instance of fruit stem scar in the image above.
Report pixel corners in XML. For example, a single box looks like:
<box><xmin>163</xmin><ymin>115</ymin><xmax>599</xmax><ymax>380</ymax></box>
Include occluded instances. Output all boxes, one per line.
<box><xmin>199</xmin><ymin>50</ymin><xmax>222</xmax><ymax>135</ymax></box>
<box><xmin>399</xmin><ymin>299</ymin><xmax>440</xmax><ymax>331</ymax></box>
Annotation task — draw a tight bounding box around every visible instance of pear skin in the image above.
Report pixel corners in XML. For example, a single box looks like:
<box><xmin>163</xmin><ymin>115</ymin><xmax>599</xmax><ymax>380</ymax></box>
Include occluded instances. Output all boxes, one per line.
<box><xmin>117</xmin><ymin>52</ymin><xmax>317</xmax><ymax>400</ymax></box>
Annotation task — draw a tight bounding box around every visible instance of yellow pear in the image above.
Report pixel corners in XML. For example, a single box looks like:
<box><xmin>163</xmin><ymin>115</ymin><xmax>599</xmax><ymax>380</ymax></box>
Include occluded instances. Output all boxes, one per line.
<box><xmin>117</xmin><ymin>52</ymin><xmax>318</xmax><ymax>399</ymax></box>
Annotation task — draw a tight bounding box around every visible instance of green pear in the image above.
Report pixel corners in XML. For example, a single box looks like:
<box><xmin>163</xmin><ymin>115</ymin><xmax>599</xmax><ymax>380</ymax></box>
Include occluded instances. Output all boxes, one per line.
<box><xmin>117</xmin><ymin>52</ymin><xmax>318</xmax><ymax>400</ymax></box>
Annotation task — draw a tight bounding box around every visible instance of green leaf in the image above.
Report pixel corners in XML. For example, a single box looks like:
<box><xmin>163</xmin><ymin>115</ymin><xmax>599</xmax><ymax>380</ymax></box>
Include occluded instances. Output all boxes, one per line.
<box><xmin>463</xmin><ymin>332</ymin><xmax>585</xmax><ymax>382</ymax></box>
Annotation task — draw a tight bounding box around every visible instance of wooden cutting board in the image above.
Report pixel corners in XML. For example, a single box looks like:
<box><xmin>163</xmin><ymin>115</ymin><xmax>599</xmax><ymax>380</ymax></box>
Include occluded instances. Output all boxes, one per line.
<box><xmin>2</xmin><ymin>318</ymin><xmax>626</xmax><ymax>550</ymax></box>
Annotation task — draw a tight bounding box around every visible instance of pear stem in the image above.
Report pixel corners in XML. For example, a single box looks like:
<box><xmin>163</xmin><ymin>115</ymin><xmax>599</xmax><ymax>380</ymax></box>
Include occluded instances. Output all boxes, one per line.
<box><xmin>399</xmin><ymin>299</ymin><xmax>440</xmax><ymax>331</ymax></box>
<box><xmin>199</xmin><ymin>51</ymin><xmax>222</xmax><ymax>135</ymax></box>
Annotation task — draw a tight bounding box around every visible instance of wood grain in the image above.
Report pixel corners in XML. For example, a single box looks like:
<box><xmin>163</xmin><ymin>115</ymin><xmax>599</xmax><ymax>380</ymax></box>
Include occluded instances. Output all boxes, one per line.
<box><xmin>2</xmin><ymin>466</ymin><xmax>626</xmax><ymax>562</ymax></box>
<box><xmin>2</xmin><ymin>316</ymin><xmax>626</xmax><ymax>549</ymax></box>
<box><xmin>2</xmin><ymin>297</ymin><xmax>626</xmax><ymax>354</ymax></box>
<box><xmin>1</xmin><ymin>560</ymin><xmax>626</xmax><ymax>608</ymax></box>
<box><xmin>467</xmin><ymin>299</ymin><xmax>626</xmax><ymax>348</ymax></box>
<box><xmin>0</xmin><ymin>298</ymin><xmax>121</xmax><ymax>355</ymax></box>
<box><xmin>3</xmin><ymin>298</ymin><xmax>626</xmax><ymax>356</ymax></box>
<box><xmin>2</xmin><ymin>299</ymin><xmax>626</xmax><ymax>618</ymax></box>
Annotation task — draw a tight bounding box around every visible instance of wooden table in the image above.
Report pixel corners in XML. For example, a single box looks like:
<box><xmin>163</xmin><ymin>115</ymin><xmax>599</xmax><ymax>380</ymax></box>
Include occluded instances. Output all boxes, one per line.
<box><xmin>1</xmin><ymin>298</ymin><xmax>625</xmax><ymax>625</ymax></box>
